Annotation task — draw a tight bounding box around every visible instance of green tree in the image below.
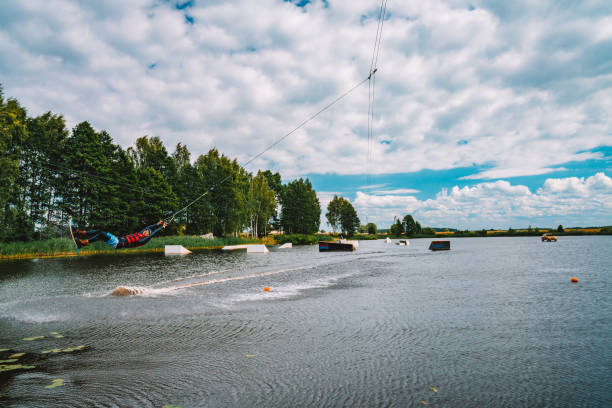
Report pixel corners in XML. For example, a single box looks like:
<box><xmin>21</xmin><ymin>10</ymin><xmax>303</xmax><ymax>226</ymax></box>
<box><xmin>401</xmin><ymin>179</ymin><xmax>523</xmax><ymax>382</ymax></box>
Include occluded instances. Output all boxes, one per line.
<box><xmin>195</xmin><ymin>148</ymin><xmax>250</xmax><ymax>236</ymax></box>
<box><xmin>403</xmin><ymin>214</ymin><xmax>417</xmax><ymax>236</ymax></box>
<box><xmin>325</xmin><ymin>195</ymin><xmax>344</xmax><ymax>233</ymax></box>
<box><xmin>280</xmin><ymin>178</ymin><xmax>320</xmax><ymax>234</ymax></box>
<box><xmin>339</xmin><ymin>200</ymin><xmax>360</xmax><ymax>237</ymax></box>
<box><xmin>390</xmin><ymin>218</ymin><xmax>404</xmax><ymax>236</ymax></box>
<box><xmin>129</xmin><ymin>166</ymin><xmax>177</xmax><ymax>230</ymax></box>
<box><xmin>248</xmin><ymin>171</ymin><xmax>277</xmax><ymax>237</ymax></box>
<box><xmin>557</xmin><ymin>224</ymin><xmax>564</xmax><ymax>232</ymax></box>
<box><xmin>260</xmin><ymin>170</ymin><xmax>283</xmax><ymax>231</ymax></box>
<box><xmin>23</xmin><ymin>112</ymin><xmax>69</xmax><ymax>238</ymax></box>
<box><xmin>366</xmin><ymin>222</ymin><xmax>377</xmax><ymax>234</ymax></box>
<box><xmin>0</xmin><ymin>89</ymin><xmax>28</xmax><ymax>241</ymax></box>
<box><xmin>128</xmin><ymin>136</ymin><xmax>177</xmax><ymax>179</ymax></box>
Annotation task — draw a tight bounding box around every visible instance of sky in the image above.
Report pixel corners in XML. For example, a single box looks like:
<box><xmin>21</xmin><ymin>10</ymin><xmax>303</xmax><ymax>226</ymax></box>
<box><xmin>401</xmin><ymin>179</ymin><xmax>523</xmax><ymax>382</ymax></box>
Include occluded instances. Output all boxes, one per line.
<box><xmin>1</xmin><ymin>0</ymin><xmax>611</xmax><ymax>229</ymax></box>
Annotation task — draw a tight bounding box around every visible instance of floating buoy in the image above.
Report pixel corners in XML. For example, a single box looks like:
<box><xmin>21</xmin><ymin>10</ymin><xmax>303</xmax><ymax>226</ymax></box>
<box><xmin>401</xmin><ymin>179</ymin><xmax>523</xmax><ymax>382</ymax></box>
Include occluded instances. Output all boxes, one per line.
<box><xmin>264</xmin><ymin>286</ymin><xmax>270</xmax><ymax>292</ymax></box>
<box><xmin>571</xmin><ymin>277</ymin><xmax>579</xmax><ymax>283</ymax></box>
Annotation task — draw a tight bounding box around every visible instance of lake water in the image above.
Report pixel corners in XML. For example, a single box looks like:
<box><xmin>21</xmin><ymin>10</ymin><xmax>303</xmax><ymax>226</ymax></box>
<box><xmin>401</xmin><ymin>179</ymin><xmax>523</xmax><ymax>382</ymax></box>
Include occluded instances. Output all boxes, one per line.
<box><xmin>1</xmin><ymin>236</ymin><xmax>611</xmax><ymax>407</ymax></box>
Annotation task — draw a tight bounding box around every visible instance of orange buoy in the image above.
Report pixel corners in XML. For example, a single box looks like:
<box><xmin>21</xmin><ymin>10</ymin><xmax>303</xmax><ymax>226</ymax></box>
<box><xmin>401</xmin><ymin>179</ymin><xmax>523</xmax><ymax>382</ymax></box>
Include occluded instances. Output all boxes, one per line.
<box><xmin>264</xmin><ymin>286</ymin><xmax>271</xmax><ymax>292</ymax></box>
<box><xmin>571</xmin><ymin>277</ymin><xmax>579</xmax><ymax>283</ymax></box>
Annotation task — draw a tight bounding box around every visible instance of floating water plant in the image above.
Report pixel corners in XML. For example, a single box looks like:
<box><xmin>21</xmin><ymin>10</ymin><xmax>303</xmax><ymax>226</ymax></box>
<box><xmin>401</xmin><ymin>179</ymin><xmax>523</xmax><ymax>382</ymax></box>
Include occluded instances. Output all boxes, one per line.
<box><xmin>162</xmin><ymin>405</ymin><xmax>182</xmax><ymax>408</ymax></box>
<box><xmin>41</xmin><ymin>349</ymin><xmax>62</xmax><ymax>354</ymax></box>
<box><xmin>41</xmin><ymin>345</ymin><xmax>85</xmax><ymax>354</ymax></box>
<box><xmin>44</xmin><ymin>379</ymin><xmax>65</xmax><ymax>389</ymax></box>
<box><xmin>245</xmin><ymin>354</ymin><xmax>256</xmax><ymax>358</ymax></box>
<box><xmin>0</xmin><ymin>364</ymin><xmax>35</xmax><ymax>372</ymax></box>
<box><xmin>0</xmin><ymin>359</ymin><xmax>18</xmax><ymax>363</ymax></box>
<box><xmin>0</xmin><ymin>348</ymin><xmax>10</xmax><ymax>352</ymax></box>
<box><xmin>49</xmin><ymin>332</ymin><xmax>64</xmax><ymax>338</ymax></box>
<box><xmin>430</xmin><ymin>387</ymin><xmax>438</xmax><ymax>393</ymax></box>
<box><xmin>23</xmin><ymin>336</ymin><xmax>45</xmax><ymax>341</ymax></box>
<box><xmin>8</xmin><ymin>353</ymin><xmax>25</xmax><ymax>359</ymax></box>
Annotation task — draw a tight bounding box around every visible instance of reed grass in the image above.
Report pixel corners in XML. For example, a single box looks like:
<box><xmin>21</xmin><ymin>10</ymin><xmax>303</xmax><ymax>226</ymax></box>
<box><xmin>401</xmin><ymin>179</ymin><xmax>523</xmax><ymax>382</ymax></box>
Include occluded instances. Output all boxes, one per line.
<box><xmin>0</xmin><ymin>236</ymin><xmax>260</xmax><ymax>261</ymax></box>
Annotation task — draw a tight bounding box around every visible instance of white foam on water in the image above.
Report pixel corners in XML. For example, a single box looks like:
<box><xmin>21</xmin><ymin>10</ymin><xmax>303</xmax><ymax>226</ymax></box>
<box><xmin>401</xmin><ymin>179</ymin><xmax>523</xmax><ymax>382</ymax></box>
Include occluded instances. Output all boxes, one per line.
<box><xmin>220</xmin><ymin>272</ymin><xmax>356</xmax><ymax>305</ymax></box>
<box><xmin>105</xmin><ymin>264</ymin><xmax>320</xmax><ymax>297</ymax></box>
<box><xmin>0</xmin><ymin>301</ymin><xmax>65</xmax><ymax>323</ymax></box>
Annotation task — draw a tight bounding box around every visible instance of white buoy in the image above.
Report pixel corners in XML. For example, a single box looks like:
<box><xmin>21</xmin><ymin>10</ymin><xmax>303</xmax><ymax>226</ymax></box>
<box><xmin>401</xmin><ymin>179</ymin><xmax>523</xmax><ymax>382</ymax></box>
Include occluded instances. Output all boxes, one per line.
<box><xmin>279</xmin><ymin>243</ymin><xmax>292</xmax><ymax>249</ymax></box>
<box><xmin>165</xmin><ymin>245</ymin><xmax>191</xmax><ymax>255</ymax></box>
<box><xmin>385</xmin><ymin>237</ymin><xmax>392</xmax><ymax>244</ymax></box>
<box><xmin>247</xmin><ymin>244</ymin><xmax>269</xmax><ymax>253</ymax></box>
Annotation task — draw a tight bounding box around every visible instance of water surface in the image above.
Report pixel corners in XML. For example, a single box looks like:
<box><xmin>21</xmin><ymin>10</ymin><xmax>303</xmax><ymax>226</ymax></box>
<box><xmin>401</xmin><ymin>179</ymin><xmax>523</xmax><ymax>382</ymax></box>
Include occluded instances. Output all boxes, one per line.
<box><xmin>1</xmin><ymin>237</ymin><xmax>611</xmax><ymax>407</ymax></box>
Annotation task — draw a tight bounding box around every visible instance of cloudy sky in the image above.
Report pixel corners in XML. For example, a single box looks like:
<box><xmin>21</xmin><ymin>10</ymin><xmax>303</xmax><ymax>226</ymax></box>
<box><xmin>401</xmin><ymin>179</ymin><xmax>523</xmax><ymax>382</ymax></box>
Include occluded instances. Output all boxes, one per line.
<box><xmin>1</xmin><ymin>0</ymin><xmax>611</xmax><ymax>229</ymax></box>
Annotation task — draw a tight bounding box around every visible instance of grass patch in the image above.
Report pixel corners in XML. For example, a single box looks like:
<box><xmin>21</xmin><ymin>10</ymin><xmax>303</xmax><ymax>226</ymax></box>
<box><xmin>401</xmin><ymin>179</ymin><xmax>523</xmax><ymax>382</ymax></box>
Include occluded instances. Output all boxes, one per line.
<box><xmin>0</xmin><ymin>235</ymin><xmax>260</xmax><ymax>261</ymax></box>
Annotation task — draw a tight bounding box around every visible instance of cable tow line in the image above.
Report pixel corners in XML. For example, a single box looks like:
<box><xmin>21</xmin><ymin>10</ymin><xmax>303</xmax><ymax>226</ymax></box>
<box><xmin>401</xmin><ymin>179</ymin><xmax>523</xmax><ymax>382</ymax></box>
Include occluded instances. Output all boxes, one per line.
<box><xmin>365</xmin><ymin>0</ymin><xmax>388</xmax><ymax>223</ymax></box>
<box><xmin>165</xmin><ymin>72</ymin><xmax>377</xmax><ymax>224</ymax></box>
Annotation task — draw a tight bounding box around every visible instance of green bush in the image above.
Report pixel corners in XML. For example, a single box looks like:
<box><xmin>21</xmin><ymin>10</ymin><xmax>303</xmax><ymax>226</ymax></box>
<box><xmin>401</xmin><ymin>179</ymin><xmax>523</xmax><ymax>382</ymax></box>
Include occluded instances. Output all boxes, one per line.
<box><xmin>274</xmin><ymin>234</ymin><xmax>320</xmax><ymax>245</ymax></box>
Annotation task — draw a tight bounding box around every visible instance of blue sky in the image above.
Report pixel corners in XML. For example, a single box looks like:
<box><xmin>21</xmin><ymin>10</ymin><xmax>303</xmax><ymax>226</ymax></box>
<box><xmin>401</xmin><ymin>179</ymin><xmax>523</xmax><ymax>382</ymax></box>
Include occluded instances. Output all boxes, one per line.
<box><xmin>1</xmin><ymin>0</ymin><xmax>611</xmax><ymax>229</ymax></box>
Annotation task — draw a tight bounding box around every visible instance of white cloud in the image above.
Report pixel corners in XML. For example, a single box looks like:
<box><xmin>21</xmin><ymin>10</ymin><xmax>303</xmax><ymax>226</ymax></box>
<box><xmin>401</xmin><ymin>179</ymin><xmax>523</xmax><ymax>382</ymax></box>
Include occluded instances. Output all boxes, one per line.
<box><xmin>0</xmin><ymin>0</ymin><xmax>610</xmax><ymax>180</ymax></box>
<box><xmin>354</xmin><ymin>173</ymin><xmax>612</xmax><ymax>229</ymax></box>
<box><xmin>370</xmin><ymin>188</ymin><xmax>420</xmax><ymax>195</ymax></box>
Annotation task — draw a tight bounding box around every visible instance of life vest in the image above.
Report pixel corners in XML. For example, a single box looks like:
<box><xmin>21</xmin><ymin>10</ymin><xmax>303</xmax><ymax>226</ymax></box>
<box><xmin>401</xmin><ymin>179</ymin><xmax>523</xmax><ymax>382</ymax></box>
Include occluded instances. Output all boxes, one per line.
<box><xmin>123</xmin><ymin>232</ymin><xmax>145</xmax><ymax>246</ymax></box>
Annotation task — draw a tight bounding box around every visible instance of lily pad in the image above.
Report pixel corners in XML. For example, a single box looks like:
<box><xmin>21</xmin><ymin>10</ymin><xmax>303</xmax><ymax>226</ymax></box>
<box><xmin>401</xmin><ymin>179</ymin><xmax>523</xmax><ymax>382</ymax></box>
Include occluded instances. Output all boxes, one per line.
<box><xmin>45</xmin><ymin>379</ymin><xmax>65</xmax><ymax>389</ymax></box>
<box><xmin>8</xmin><ymin>353</ymin><xmax>25</xmax><ymax>359</ymax></box>
<box><xmin>0</xmin><ymin>359</ymin><xmax>18</xmax><ymax>363</ymax></box>
<box><xmin>23</xmin><ymin>336</ymin><xmax>45</xmax><ymax>341</ymax></box>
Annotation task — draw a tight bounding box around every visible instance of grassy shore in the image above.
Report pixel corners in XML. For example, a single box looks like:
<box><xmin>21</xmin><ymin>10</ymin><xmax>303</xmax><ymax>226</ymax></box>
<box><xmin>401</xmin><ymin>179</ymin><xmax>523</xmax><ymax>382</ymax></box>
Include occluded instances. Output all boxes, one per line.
<box><xmin>2</xmin><ymin>228</ymin><xmax>610</xmax><ymax>261</ymax></box>
<box><xmin>0</xmin><ymin>236</ymin><xmax>260</xmax><ymax>261</ymax></box>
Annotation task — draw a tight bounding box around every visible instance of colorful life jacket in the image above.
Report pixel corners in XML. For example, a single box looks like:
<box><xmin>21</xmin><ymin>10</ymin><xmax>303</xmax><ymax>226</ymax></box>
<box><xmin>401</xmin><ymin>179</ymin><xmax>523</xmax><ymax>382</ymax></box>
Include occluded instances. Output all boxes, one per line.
<box><xmin>123</xmin><ymin>231</ymin><xmax>146</xmax><ymax>247</ymax></box>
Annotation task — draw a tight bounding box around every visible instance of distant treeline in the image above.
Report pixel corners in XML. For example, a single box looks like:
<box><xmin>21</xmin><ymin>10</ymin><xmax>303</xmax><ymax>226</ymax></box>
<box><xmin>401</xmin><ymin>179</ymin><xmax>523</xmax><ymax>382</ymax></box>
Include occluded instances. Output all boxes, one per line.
<box><xmin>383</xmin><ymin>216</ymin><xmax>612</xmax><ymax>238</ymax></box>
<box><xmin>383</xmin><ymin>226</ymin><xmax>612</xmax><ymax>238</ymax></box>
<box><xmin>0</xmin><ymin>85</ymin><xmax>322</xmax><ymax>242</ymax></box>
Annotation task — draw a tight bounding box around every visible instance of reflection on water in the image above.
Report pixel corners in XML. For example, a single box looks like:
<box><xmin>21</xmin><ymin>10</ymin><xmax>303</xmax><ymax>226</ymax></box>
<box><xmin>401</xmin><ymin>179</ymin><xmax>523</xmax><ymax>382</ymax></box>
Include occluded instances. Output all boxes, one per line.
<box><xmin>1</xmin><ymin>237</ymin><xmax>611</xmax><ymax>407</ymax></box>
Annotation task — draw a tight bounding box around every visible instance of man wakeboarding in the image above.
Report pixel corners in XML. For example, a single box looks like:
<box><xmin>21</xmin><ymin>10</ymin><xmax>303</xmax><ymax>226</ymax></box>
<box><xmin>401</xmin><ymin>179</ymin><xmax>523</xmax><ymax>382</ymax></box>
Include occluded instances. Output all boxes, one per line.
<box><xmin>71</xmin><ymin>220</ymin><xmax>168</xmax><ymax>249</ymax></box>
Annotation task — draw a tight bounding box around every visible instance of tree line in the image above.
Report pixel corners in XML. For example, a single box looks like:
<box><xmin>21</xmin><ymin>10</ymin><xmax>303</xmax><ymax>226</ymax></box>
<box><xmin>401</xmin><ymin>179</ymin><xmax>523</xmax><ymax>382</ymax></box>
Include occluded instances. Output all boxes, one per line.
<box><xmin>389</xmin><ymin>214</ymin><xmax>435</xmax><ymax>236</ymax></box>
<box><xmin>0</xmin><ymin>85</ymin><xmax>322</xmax><ymax>242</ymax></box>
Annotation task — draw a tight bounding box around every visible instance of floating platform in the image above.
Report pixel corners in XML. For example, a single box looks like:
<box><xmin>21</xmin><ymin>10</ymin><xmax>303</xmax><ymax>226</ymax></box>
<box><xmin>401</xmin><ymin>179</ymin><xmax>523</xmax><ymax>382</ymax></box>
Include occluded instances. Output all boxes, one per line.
<box><xmin>429</xmin><ymin>240</ymin><xmax>450</xmax><ymax>251</ymax></box>
<box><xmin>279</xmin><ymin>243</ymin><xmax>292</xmax><ymax>249</ymax></box>
<box><xmin>396</xmin><ymin>239</ymin><xmax>409</xmax><ymax>246</ymax></box>
<box><xmin>319</xmin><ymin>240</ymin><xmax>356</xmax><ymax>252</ymax></box>
<box><xmin>222</xmin><ymin>244</ymin><xmax>269</xmax><ymax>253</ymax></box>
<box><xmin>385</xmin><ymin>237</ymin><xmax>392</xmax><ymax>244</ymax></box>
<box><xmin>165</xmin><ymin>245</ymin><xmax>192</xmax><ymax>255</ymax></box>
<box><xmin>541</xmin><ymin>234</ymin><xmax>557</xmax><ymax>242</ymax></box>
<box><xmin>247</xmin><ymin>244</ymin><xmax>269</xmax><ymax>253</ymax></box>
<box><xmin>222</xmin><ymin>244</ymin><xmax>248</xmax><ymax>250</ymax></box>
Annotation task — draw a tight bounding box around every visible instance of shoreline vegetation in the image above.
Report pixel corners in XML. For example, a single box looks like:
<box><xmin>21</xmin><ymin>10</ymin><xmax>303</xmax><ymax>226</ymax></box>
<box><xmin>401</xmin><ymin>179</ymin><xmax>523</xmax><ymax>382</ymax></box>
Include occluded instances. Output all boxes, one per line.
<box><xmin>1</xmin><ymin>227</ymin><xmax>610</xmax><ymax>261</ymax></box>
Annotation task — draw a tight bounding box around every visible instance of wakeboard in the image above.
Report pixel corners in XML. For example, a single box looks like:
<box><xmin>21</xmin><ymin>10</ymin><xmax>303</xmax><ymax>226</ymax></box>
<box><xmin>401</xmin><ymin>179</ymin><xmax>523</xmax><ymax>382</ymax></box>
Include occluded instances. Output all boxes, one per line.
<box><xmin>68</xmin><ymin>218</ymin><xmax>80</xmax><ymax>256</ymax></box>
